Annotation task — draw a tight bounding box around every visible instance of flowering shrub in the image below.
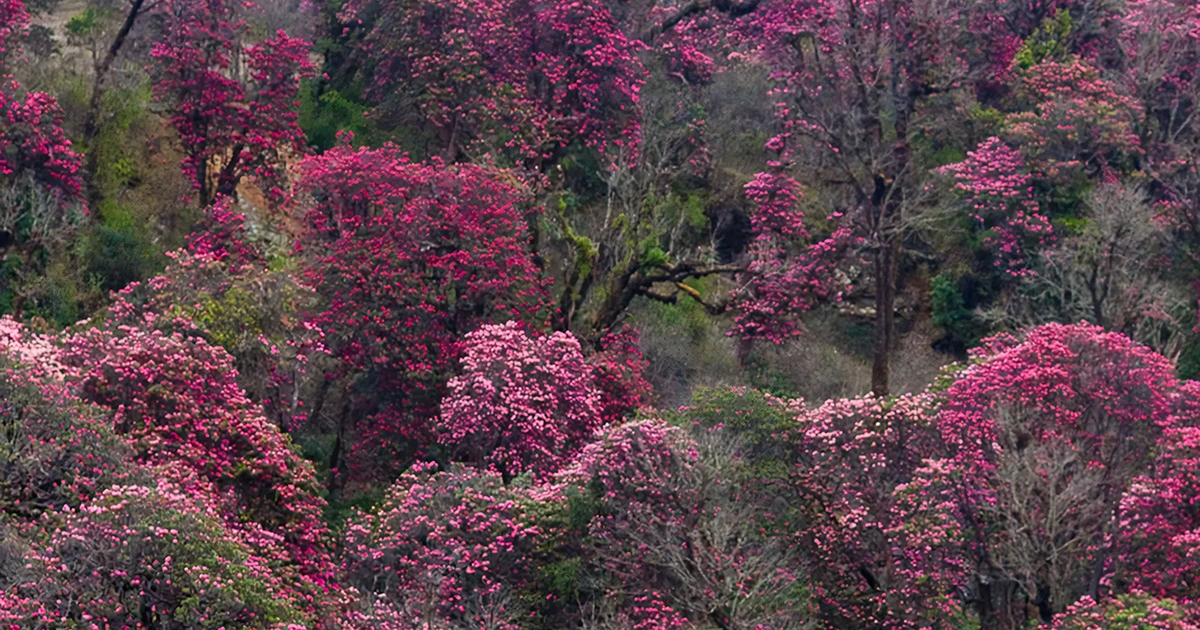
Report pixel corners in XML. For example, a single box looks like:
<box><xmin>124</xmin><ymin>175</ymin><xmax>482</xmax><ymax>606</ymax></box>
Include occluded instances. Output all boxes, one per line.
<box><xmin>1</xmin><ymin>479</ymin><xmax>312</xmax><ymax>628</ymax></box>
<box><xmin>341</xmin><ymin>463</ymin><xmax>543</xmax><ymax>630</ymax></box>
<box><xmin>1115</xmin><ymin>413</ymin><xmax>1200</xmax><ymax>602</ymax></box>
<box><xmin>0</xmin><ymin>361</ymin><xmax>129</xmax><ymax>520</ymax></box>
<box><xmin>587</xmin><ymin>327</ymin><xmax>651</xmax><ymax>428</ymax></box>
<box><xmin>438</xmin><ymin>322</ymin><xmax>601</xmax><ymax>479</ymax></box>
<box><xmin>937</xmin><ymin>137</ymin><xmax>1053</xmax><ymax>277</ymax></box>
<box><xmin>1007</xmin><ymin>58</ymin><xmax>1144</xmax><ymax>182</ymax></box>
<box><xmin>58</xmin><ymin>318</ymin><xmax>334</xmax><ymax>600</ymax></box>
<box><xmin>1047</xmin><ymin>593</ymin><xmax>1199</xmax><ymax>630</ymax></box>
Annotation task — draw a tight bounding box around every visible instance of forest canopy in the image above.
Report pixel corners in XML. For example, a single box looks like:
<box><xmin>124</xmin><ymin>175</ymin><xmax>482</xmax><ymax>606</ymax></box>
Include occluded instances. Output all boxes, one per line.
<box><xmin>1</xmin><ymin>0</ymin><xmax>1200</xmax><ymax>628</ymax></box>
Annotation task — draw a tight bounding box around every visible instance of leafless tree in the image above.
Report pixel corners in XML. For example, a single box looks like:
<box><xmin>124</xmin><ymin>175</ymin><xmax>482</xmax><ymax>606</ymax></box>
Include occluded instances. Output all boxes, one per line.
<box><xmin>989</xmin><ymin>184</ymin><xmax>1191</xmax><ymax>359</ymax></box>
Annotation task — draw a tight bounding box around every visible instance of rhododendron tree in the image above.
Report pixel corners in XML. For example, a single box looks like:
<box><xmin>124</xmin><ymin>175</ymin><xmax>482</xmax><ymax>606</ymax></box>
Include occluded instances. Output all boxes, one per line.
<box><xmin>339</xmin><ymin>0</ymin><xmax>644</xmax><ymax>167</ymax></box>
<box><xmin>1114</xmin><ymin>415</ymin><xmax>1200</xmax><ymax>602</ymax></box>
<box><xmin>0</xmin><ymin>359</ymin><xmax>129</xmax><ymax>519</ymax></box>
<box><xmin>341</xmin><ymin>462</ymin><xmax>543</xmax><ymax>630</ymax></box>
<box><xmin>744</xmin><ymin>0</ymin><xmax>973</xmax><ymax>395</ymax></box>
<box><xmin>1118</xmin><ymin>0</ymin><xmax>1200</xmax><ymax>328</ymax></box>
<box><xmin>438</xmin><ymin>322</ymin><xmax>601</xmax><ymax>479</ymax></box>
<box><xmin>297</xmin><ymin>143</ymin><xmax>549</xmax><ymax>483</ymax></box>
<box><xmin>731</xmin><ymin>167</ymin><xmax>857</xmax><ymax>342</ymax></box>
<box><xmin>937</xmin><ymin>322</ymin><xmax>1194</xmax><ymax>625</ymax></box>
<box><xmin>787</xmin><ymin>394</ymin><xmax>969</xmax><ymax>628</ymax></box>
<box><xmin>1007</xmin><ymin>58</ymin><xmax>1144</xmax><ymax>184</ymax></box>
<box><xmin>150</xmin><ymin>0</ymin><xmax>313</xmax><ymax>205</ymax></box>
<box><xmin>0</xmin><ymin>0</ymin><xmax>85</xmax><ymax>250</ymax></box>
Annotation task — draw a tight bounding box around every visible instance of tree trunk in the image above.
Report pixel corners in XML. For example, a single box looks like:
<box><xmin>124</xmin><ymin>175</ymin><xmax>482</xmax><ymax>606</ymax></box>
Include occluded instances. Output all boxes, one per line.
<box><xmin>82</xmin><ymin>0</ymin><xmax>147</xmax><ymax>209</ymax></box>
<box><xmin>871</xmin><ymin>234</ymin><xmax>899</xmax><ymax>397</ymax></box>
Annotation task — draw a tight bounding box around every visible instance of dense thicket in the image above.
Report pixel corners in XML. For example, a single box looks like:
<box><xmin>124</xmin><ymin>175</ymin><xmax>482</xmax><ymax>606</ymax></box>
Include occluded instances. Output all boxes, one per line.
<box><xmin>1</xmin><ymin>0</ymin><xmax>1200</xmax><ymax>627</ymax></box>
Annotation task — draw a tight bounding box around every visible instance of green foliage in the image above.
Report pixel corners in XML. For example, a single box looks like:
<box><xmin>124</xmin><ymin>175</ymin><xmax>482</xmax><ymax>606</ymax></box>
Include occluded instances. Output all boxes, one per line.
<box><xmin>965</xmin><ymin>102</ymin><xmax>1007</xmax><ymax>137</ymax></box>
<box><xmin>0</xmin><ymin>256</ymin><xmax>21</xmax><ymax>315</ymax></box>
<box><xmin>931</xmin><ymin>272</ymin><xmax>985</xmax><ymax>350</ymax></box>
<box><xmin>65</xmin><ymin>6</ymin><xmax>122</xmax><ymax>41</ymax></box>
<box><xmin>664</xmin><ymin>386</ymin><xmax>798</xmax><ymax>481</ymax></box>
<box><xmin>298</xmin><ymin>82</ymin><xmax>389</xmax><ymax>151</ymax></box>
<box><xmin>1039</xmin><ymin>173</ymin><xmax>1095</xmax><ymax>218</ymax></box>
<box><xmin>539</xmin><ymin>557</ymin><xmax>582</xmax><ymax>599</ymax></box>
<box><xmin>564</xmin><ymin>484</ymin><xmax>604</xmax><ymax>532</ymax></box>
<box><xmin>639</xmin><ymin>244</ymin><xmax>668</xmax><ymax>270</ymax></box>
<box><xmin>931</xmin><ymin>273</ymin><xmax>969</xmax><ymax>330</ymax></box>
<box><xmin>89</xmin><ymin>84</ymin><xmax>153</xmax><ymax>195</ymax></box>
<box><xmin>65</xmin><ymin>8</ymin><xmax>104</xmax><ymax>37</ymax></box>
<box><xmin>744</xmin><ymin>353</ymin><xmax>799</xmax><ymax>399</ymax></box>
<box><xmin>82</xmin><ymin>201</ymin><xmax>161</xmax><ymax>294</ymax></box>
<box><xmin>931</xmin><ymin>145</ymin><xmax>967</xmax><ymax>168</ymax></box>
<box><xmin>1054</xmin><ymin>213</ymin><xmax>1090</xmax><ymax>237</ymax></box>
<box><xmin>184</xmin><ymin>287</ymin><xmax>266</xmax><ymax>351</ymax></box>
<box><xmin>1176</xmin><ymin>337</ymin><xmax>1200</xmax><ymax>381</ymax></box>
<box><xmin>640</xmin><ymin>276</ymin><xmax>716</xmax><ymax>336</ymax></box>
<box><xmin>22</xmin><ymin>263</ymin><xmax>81</xmax><ymax>328</ymax></box>
<box><xmin>163</xmin><ymin>515</ymin><xmax>300</xmax><ymax>627</ymax></box>
<box><xmin>1014</xmin><ymin>11</ymin><xmax>1073</xmax><ymax>70</ymax></box>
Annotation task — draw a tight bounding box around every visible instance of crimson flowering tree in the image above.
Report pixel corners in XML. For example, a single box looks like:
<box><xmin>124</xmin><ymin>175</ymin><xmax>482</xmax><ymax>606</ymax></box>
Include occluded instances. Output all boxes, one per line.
<box><xmin>0</xmin><ymin>87</ymin><xmax>85</xmax><ymax>207</ymax></box>
<box><xmin>150</xmin><ymin>0</ymin><xmax>313</xmax><ymax>206</ymax></box>
<box><xmin>936</xmin><ymin>137</ymin><xmax>1054</xmax><ymax>278</ymax></box>
<box><xmin>1007</xmin><ymin>57</ymin><xmax>1144</xmax><ymax>184</ymax></box>
<box><xmin>437</xmin><ymin>322</ymin><xmax>601</xmax><ymax>479</ymax></box>
<box><xmin>0</xmin><ymin>0</ymin><xmax>23</xmax><ymax>55</ymax></box>
<box><xmin>339</xmin><ymin>0</ymin><xmax>644</xmax><ymax>167</ymax></box>
<box><xmin>297</xmin><ymin>143</ymin><xmax>549</xmax><ymax>483</ymax></box>
<box><xmin>184</xmin><ymin>195</ymin><xmax>262</xmax><ymax>271</ymax></box>
<box><xmin>732</xmin><ymin>168</ymin><xmax>857</xmax><ymax>343</ymax></box>
<box><xmin>1115</xmin><ymin>411</ymin><xmax>1200</xmax><ymax>602</ymax></box>
<box><xmin>341</xmin><ymin>462</ymin><xmax>544</xmax><ymax>630</ymax></box>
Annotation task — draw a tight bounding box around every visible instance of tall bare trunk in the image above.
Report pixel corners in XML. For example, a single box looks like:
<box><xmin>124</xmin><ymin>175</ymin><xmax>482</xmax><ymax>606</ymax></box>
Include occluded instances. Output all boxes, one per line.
<box><xmin>871</xmin><ymin>234</ymin><xmax>899</xmax><ymax>397</ymax></box>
